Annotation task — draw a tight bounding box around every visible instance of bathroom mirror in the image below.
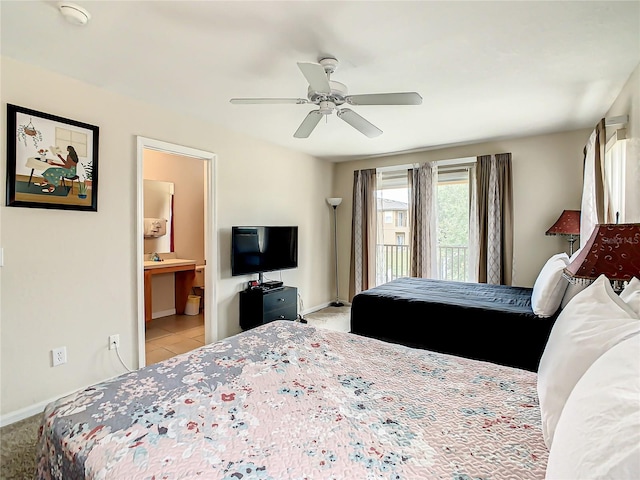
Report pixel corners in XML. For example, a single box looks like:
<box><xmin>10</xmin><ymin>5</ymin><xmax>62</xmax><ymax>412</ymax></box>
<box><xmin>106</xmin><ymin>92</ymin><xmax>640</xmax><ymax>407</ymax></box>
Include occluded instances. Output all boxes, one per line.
<box><xmin>144</xmin><ymin>179</ymin><xmax>174</xmax><ymax>253</ymax></box>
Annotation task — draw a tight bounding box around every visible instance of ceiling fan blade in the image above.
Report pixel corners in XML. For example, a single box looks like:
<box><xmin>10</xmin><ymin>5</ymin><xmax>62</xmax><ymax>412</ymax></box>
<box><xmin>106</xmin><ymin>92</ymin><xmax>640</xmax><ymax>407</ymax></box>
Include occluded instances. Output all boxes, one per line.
<box><xmin>297</xmin><ymin>62</ymin><xmax>331</xmax><ymax>94</ymax></box>
<box><xmin>346</xmin><ymin>92</ymin><xmax>423</xmax><ymax>106</ymax></box>
<box><xmin>337</xmin><ymin>108</ymin><xmax>382</xmax><ymax>137</ymax></box>
<box><xmin>230</xmin><ymin>98</ymin><xmax>308</xmax><ymax>104</ymax></box>
<box><xmin>294</xmin><ymin>110</ymin><xmax>323</xmax><ymax>138</ymax></box>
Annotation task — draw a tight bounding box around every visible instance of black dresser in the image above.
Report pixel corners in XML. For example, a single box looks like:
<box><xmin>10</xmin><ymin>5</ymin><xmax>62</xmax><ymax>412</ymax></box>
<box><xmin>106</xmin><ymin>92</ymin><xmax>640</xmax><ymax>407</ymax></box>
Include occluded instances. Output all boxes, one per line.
<box><xmin>239</xmin><ymin>286</ymin><xmax>297</xmax><ymax>330</ymax></box>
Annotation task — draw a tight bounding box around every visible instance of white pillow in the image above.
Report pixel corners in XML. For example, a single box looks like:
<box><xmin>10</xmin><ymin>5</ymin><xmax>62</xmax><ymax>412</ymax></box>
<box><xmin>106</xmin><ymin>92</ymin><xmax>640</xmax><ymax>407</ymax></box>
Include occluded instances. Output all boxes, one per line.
<box><xmin>531</xmin><ymin>253</ymin><xmax>570</xmax><ymax>317</ymax></box>
<box><xmin>620</xmin><ymin>277</ymin><xmax>640</xmax><ymax>316</ymax></box>
<box><xmin>537</xmin><ymin>274</ymin><xmax>640</xmax><ymax>449</ymax></box>
<box><xmin>545</xmin><ymin>334</ymin><xmax>640</xmax><ymax>479</ymax></box>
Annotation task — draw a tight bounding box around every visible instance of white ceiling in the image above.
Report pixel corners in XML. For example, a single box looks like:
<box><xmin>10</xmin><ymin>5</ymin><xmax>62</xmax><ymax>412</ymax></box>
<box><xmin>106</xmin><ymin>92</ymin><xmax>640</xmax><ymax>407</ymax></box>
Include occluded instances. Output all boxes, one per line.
<box><xmin>2</xmin><ymin>1</ymin><xmax>639</xmax><ymax>162</ymax></box>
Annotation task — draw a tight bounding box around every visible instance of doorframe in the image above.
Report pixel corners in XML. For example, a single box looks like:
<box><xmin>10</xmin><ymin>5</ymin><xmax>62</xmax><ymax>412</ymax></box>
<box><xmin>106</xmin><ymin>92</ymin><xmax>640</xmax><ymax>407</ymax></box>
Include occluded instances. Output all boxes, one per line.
<box><xmin>136</xmin><ymin>136</ymin><xmax>217</xmax><ymax>368</ymax></box>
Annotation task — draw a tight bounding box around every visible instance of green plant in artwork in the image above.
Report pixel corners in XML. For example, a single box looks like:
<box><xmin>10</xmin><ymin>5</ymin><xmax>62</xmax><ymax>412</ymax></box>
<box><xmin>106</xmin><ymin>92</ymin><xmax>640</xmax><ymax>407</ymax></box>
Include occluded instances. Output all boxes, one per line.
<box><xmin>81</xmin><ymin>160</ymin><xmax>93</xmax><ymax>181</ymax></box>
<box><xmin>17</xmin><ymin>118</ymin><xmax>43</xmax><ymax>147</ymax></box>
<box><xmin>78</xmin><ymin>181</ymin><xmax>88</xmax><ymax>198</ymax></box>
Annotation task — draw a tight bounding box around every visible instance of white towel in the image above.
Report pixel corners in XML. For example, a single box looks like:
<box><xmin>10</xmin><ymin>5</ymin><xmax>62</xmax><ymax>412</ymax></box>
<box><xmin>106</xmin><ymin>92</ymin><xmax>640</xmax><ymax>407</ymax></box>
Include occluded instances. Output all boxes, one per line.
<box><xmin>144</xmin><ymin>218</ymin><xmax>167</xmax><ymax>237</ymax></box>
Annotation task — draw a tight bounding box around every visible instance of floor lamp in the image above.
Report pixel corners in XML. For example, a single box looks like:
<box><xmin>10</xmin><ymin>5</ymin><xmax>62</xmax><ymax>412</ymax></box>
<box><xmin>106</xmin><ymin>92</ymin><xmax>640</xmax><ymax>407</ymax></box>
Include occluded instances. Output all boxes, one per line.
<box><xmin>327</xmin><ymin>197</ymin><xmax>344</xmax><ymax>307</ymax></box>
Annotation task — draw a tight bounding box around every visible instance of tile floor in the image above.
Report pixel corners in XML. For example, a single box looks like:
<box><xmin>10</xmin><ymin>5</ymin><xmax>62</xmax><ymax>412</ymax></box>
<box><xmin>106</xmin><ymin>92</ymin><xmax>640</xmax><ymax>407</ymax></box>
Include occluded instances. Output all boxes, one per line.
<box><xmin>143</xmin><ymin>306</ymin><xmax>350</xmax><ymax>366</ymax></box>
<box><xmin>145</xmin><ymin>312</ymin><xmax>205</xmax><ymax>365</ymax></box>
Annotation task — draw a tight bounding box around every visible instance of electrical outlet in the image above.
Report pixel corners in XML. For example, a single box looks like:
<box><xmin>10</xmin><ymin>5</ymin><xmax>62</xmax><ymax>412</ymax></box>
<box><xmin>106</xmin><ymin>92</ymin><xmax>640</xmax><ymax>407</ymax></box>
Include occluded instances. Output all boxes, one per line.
<box><xmin>109</xmin><ymin>334</ymin><xmax>120</xmax><ymax>350</ymax></box>
<box><xmin>52</xmin><ymin>347</ymin><xmax>67</xmax><ymax>367</ymax></box>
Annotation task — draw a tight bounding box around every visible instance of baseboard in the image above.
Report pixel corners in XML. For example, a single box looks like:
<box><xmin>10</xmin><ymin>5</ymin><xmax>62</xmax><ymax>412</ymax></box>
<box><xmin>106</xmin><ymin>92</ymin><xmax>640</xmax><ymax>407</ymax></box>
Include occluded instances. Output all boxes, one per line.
<box><xmin>0</xmin><ymin>401</ymin><xmax>48</xmax><ymax>427</ymax></box>
<box><xmin>152</xmin><ymin>308</ymin><xmax>176</xmax><ymax>319</ymax></box>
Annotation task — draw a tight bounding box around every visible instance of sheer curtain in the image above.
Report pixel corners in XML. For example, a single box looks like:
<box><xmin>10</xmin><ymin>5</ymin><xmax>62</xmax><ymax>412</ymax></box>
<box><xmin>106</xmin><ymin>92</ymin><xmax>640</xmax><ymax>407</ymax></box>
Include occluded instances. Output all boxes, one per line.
<box><xmin>349</xmin><ymin>169</ymin><xmax>377</xmax><ymax>300</ymax></box>
<box><xmin>580</xmin><ymin>119</ymin><xmax>606</xmax><ymax>246</ymax></box>
<box><xmin>604</xmin><ymin>138</ymin><xmax>626</xmax><ymax>223</ymax></box>
<box><xmin>408</xmin><ymin>162</ymin><xmax>437</xmax><ymax>278</ymax></box>
<box><xmin>475</xmin><ymin>153</ymin><xmax>513</xmax><ymax>285</ymax></box>
<box><xmin>601</xmin><ymin>126</ymin><xmax>639</xmax><ymax>225</ymax></box>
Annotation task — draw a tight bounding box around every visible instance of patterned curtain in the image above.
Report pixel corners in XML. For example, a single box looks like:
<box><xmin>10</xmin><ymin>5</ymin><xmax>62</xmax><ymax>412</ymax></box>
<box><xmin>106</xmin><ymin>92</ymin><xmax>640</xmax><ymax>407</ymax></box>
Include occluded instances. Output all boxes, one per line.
<box><xmin>349</xmin><ymin>169</ymin><xmax>377</xmax><ymax>300</ymax></box>
<box><xmin>408</xmin><ymin>162</ymin><xmax>437</xmax><ymax>278</ymax></box>
<box><xmin>581</xmin><ymin>119</ymin><xmax>606</xmax><ymax>246</ymax></box>
<box><xmin>468</xmin><ymin>163</ymin><xmax>479</xmax><ymax>282</ymax></box>
<box><xmin>475</xmin><ymin>153</ymin><xmax>514</xmax><ymax>285</ymax></box>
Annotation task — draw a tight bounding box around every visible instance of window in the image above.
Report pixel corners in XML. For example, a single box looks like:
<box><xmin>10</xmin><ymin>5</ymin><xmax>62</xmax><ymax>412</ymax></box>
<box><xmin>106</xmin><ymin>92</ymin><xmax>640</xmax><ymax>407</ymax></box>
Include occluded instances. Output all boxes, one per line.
<box><xmin>603</xmin><ymin>130</ymin><xmax>631</xmax><ymax>223</ymax></box>
<box><xmin>376</xmin><ymin>169</ymin><xmax>410</xmax><ymax>285</ymax></box>
<box><xmin>56</xmin><ymin>126</ymin><xmax>88</xmax><ymax>157</ymax></box>
<box><xmin>374</xmin><ymin>158</ymin><xmax>474</xmax><ymax>286</ymax></box>
<box><xmin>437</xmin><ymin>169</ymin><xmax>470</xmax><ymax>282</ymax></box>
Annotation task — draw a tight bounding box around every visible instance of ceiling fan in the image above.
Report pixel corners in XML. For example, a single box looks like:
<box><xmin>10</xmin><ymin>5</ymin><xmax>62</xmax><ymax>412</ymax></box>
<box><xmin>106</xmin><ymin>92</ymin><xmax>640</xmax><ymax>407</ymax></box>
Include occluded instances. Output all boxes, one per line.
<box><xmin>230</xmin><ymin>57</ymin><xmax>422</xmax><ymax>138</ymax></box>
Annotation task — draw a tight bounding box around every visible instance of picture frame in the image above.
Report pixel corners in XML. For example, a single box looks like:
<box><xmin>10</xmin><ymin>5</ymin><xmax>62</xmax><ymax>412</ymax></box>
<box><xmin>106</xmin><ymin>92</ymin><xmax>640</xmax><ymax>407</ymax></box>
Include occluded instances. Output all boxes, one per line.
<box><xmin>6</xmin><ymin>104</ymin><xmax>99</xmax><ymax>212</ymax></box>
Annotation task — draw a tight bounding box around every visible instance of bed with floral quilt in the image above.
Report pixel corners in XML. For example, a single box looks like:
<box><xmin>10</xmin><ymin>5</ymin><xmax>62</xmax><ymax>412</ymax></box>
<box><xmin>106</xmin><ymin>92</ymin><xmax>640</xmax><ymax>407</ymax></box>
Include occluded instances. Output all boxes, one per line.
<box><xmin>35</xmin><ymin>320</ymin><xmax>548</xmax><ymax>479</ymax></box>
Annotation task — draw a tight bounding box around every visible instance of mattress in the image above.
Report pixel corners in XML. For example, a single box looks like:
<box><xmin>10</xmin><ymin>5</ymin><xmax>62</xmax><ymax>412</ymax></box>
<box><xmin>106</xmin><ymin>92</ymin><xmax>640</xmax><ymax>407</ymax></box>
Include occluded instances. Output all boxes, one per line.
<box><xmin>35</xmin><ymin>320</ymin><xmax>548</xmax><ymax>479</ymax></box>
<box><xmin>351</xmin><ymin>277</ymin><xmax>558</xmax><ymax>371</ymax></box>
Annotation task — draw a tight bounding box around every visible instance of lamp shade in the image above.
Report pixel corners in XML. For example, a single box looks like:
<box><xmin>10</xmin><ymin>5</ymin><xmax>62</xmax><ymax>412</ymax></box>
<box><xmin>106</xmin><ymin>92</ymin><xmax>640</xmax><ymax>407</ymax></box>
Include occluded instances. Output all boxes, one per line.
<box><xmin>327</xmin><ymin>197</ymin><xmax>342</xmax><ymax>207</ymax></box>
<box><xmin>564</xmin><ymin>223</ymin><xmax>640</xmax><ymax>281</ymax></box>
<box><xmin>545</xmin><ymin>210</ymin><xmax>581</xmax><ymax>236</ymax></box>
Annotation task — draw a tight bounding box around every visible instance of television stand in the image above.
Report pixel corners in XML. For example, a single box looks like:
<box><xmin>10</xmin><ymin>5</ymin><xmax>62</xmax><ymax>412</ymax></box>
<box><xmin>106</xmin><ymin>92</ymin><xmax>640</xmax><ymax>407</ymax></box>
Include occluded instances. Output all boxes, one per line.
<box><xmin>239</xmin><ymin>286</ymin><xmax>297</xmax><ymax>330</ymax></box>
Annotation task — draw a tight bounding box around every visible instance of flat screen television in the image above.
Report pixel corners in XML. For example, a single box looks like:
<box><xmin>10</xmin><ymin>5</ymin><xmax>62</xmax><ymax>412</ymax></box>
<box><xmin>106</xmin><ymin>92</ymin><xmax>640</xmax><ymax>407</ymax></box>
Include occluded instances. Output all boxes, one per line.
<box><xmin>231</xmin><ymin>226</ymin><xmax>298</xmax><ymax>279</ymax></box>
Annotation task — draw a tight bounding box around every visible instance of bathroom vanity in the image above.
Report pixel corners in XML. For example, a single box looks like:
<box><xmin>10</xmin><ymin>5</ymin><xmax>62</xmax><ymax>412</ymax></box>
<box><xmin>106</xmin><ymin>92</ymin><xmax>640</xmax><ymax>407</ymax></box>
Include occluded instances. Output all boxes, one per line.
<box><xmin>144</xmin><ymin>258</ymin><xmax>196</xmax><ymax>322</ymax></box>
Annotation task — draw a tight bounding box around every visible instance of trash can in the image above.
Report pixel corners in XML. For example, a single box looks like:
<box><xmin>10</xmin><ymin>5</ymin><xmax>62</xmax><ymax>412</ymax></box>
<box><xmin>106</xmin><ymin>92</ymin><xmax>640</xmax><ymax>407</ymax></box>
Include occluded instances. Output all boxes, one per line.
<box><xmin>184</xmin><ymin>295</ymin><xmax>201</xmax><ymax>315</ymax></box>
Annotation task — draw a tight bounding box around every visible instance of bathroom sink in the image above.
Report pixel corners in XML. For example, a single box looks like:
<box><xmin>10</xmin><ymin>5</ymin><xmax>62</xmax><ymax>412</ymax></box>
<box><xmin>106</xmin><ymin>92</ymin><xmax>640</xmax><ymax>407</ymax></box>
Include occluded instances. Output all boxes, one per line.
<box><xmin>144</xmin><ymin>259</ymin><xmax>196</xmax><ymax>269</ymax></box>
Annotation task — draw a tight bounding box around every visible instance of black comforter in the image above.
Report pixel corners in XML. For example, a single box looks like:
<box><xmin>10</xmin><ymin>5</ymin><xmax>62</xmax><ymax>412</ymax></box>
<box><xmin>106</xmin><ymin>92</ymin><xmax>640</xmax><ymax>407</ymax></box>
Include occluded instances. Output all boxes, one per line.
<box><xmin>350</xmin><ymin>277</ymin><xmax>558</xmax><ymax>371</ymax></box>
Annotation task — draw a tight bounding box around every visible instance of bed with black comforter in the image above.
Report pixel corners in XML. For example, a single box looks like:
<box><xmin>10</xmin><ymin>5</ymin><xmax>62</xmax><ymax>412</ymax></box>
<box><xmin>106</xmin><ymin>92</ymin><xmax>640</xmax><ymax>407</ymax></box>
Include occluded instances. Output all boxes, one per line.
<box><xmin>350</xmin><ymin>277</ymin><xmax>559</xmax><ymax>371</ymax></box>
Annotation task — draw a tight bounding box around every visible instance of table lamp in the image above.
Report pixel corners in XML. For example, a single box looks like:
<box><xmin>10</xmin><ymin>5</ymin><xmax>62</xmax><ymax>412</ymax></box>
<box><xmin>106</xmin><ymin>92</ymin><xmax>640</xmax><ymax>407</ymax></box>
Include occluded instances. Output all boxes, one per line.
<box><xmin>545</xmin><ymin>210</ymin><xmax>581</xmax><ymax>255</ymax></box>
<box><xmin>563</xmin><ymin>223</ymin><xmax>640</xmax><ymax>292</ymax></box>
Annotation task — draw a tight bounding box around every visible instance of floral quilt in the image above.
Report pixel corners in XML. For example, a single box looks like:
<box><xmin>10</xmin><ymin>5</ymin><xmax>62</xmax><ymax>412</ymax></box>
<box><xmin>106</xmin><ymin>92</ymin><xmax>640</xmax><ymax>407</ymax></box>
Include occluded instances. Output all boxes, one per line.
<box><xmin>35</xmin><ymin>320</ymin><xmax>548</xmax><ymax>479</ymax></box>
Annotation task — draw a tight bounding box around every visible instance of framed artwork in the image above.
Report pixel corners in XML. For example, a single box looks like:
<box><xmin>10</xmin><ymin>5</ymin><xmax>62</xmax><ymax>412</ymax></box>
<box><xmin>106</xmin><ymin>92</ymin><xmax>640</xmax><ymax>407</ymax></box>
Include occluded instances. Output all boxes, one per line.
<box><xmin>5</xmin><ymin>104</ymin><xmax>99</xmax><ymax>212</ymax></box>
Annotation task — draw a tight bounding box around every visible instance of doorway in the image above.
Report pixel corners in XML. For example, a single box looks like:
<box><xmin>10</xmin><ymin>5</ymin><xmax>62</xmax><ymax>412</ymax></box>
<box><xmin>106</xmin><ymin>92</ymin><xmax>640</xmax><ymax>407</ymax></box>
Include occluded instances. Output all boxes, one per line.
<box><xmin>136</xmin><ymin>137</ymin><xmax>217</xmax><ymax>368</ymax></box>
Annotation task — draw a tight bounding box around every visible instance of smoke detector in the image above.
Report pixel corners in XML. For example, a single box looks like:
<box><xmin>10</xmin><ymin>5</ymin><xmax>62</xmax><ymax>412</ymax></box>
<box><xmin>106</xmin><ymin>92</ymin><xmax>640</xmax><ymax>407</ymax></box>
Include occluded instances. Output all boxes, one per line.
<box><xmin>58</xmin><ymin>2</ymin><xmax>91</xmax><ymax>26</ymax></box>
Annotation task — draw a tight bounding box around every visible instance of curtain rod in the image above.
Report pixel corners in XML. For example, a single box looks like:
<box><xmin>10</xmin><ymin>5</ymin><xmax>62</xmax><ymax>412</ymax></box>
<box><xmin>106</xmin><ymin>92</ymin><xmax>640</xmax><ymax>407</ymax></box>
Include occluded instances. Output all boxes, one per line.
<box><xmin>605</xmin><ymin>115</ymin><xmax>628</xmax><ymax>127</ymax></box>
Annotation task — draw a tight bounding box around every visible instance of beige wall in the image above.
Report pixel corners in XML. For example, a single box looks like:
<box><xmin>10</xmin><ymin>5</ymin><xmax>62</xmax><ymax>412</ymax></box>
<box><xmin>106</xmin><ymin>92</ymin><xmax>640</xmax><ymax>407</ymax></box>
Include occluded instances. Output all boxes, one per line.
<box><xmin>144</xmin><ymin>151</ymin><xmax>205</xmax><ymax>315</ymax></box>
<box><xmin>144</xmin><ymin>151</ymin><xmax>205</xmax><ymax>265</ymax></box>
<box><xmin>0</xmin><ymin>57</ymin><xmax>334</xmax><ymax>421</ymax></box>
<box><xmin>333</xmin><ymin>60</ymin><xmax>640</xmax><ymax>299</ymax></box>
<box><xmin>606</xmin><ymin>62</ymin><xmax>639</xmax><ymax>139</ymax></box>
<box><xmin>2</xmin><ymin>54</ymin><xmax>637</xmax><ymax>423</ymax></box>
<box><xmin>605</xmin><ymin>62</ymin><xmax>640</xmax><ymax>222</ymax></box>
<box><xmin>333</xmin><ymin>129</ymin><xmax>592</xmax><ymax>296</ymax></box>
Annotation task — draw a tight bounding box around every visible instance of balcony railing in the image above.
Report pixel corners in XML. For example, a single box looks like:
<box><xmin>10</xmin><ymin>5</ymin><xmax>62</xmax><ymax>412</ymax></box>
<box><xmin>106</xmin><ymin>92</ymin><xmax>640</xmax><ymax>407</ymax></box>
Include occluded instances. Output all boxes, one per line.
<box><xmin>376</xmin><ymin>244</ymin><xmax>469</xmax><ymax>285</ymax></box>
<box><xmin>376</xmin><ymin>244</ymin><xmax>410</xmax><ymax>284</ymax></box>
<box><xmin>437</xmin><ymin>245</ymin><xmax>468</xmax><ymax>282</ymax></box>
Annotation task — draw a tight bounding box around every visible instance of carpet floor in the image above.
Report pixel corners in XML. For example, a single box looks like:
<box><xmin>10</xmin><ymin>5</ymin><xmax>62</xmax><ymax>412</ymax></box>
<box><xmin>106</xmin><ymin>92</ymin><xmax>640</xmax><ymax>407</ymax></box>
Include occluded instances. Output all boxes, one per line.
<box><xmin>0</xmin><ymin>413</ymin><xmax>40</xmax><ymax>479</ymax></box>
<box><xmin>0</xmin><ymin>305</ymin><xmax>351</xmax><ymax>478</ymax></box>
<box><xmin>303</xmin><ymin>304</ymin><xmax>351</xmax><ymax>332</ymax></box>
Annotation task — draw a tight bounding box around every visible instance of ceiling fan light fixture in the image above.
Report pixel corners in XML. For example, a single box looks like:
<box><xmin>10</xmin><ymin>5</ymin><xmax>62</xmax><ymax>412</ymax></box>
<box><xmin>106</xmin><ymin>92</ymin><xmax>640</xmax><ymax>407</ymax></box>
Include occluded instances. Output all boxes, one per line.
<box><xmin>58</xmin><ymin>2</ymin><xmax>91</xmax><ymax>26</ymax></box>
<box><xmin>318</xmin><ymin>101</ymin><xmax>335</xmax><ymax>115</ymax></box>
